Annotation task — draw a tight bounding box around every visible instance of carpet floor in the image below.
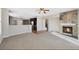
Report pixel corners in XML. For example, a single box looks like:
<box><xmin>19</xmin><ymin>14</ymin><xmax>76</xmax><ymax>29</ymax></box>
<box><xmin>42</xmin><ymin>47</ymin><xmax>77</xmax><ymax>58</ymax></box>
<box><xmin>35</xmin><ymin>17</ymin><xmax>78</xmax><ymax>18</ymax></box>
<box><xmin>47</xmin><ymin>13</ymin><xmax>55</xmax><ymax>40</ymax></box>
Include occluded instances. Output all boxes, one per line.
<box><xmin>0</xmin><ymin>32</ymin><xmax>79</xmax><ymax>50</ymax></box>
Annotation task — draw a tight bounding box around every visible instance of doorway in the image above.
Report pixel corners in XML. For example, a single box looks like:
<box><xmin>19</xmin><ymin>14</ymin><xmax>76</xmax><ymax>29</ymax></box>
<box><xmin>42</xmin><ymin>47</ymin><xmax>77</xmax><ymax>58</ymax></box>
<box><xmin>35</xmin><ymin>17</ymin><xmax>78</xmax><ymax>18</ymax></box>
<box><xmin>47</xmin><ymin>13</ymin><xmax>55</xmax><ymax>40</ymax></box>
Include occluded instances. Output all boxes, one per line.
<box><xmin>45</xmin><ymin>19</ymin><xmax>48</xmax><ymax>31</ymax></box>
<box><xmin>30</xmin><ymin>18</ymin><xmax>37</xmax><ymax>33</ymax></box>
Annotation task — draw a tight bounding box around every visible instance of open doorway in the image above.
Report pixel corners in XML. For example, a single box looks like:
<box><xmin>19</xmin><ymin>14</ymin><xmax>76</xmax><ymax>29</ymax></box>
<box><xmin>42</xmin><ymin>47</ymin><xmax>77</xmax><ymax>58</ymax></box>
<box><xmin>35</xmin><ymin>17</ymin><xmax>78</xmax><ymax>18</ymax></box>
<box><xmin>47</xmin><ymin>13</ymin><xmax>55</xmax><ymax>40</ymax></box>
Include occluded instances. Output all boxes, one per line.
<box><xmin>45</xmin><ymin>19</ymin><xmax>48</xmax><ymax>31</ymax></box>
<box><xmin>30</xmin><ymin>18</ymin><xmax>37</xmax><ymax>33</ymax></box>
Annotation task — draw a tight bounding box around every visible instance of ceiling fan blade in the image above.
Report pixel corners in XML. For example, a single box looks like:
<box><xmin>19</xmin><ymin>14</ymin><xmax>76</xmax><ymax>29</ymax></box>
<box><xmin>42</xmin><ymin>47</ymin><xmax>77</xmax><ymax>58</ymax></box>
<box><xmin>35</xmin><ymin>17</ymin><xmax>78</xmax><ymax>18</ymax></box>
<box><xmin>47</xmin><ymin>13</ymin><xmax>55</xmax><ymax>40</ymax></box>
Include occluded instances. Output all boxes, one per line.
<box><xmin>44</xmin><ymin>11</ymin><xmax>46</xmax><ymax>14</ymax></box>
<box><xmin>44</xmin><ymin>9</ymin><xmax>49</xmax><ymax>11</ymax></box>
<box><xmin>36</xmin><ymin>8</ymin><xmax>49</xmax><ymax>14</ymax></box>
<box><xmin>40</xmin><ymin>8</ymin><xmax>44</xmax><ymax>10</ymax></box>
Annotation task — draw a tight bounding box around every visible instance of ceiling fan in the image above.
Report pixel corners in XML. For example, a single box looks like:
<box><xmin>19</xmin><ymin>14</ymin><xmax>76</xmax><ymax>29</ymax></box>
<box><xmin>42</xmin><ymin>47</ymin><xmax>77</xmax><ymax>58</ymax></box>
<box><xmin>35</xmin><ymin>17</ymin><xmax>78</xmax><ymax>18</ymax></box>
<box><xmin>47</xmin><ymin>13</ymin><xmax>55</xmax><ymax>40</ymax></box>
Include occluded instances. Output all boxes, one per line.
<box><xmin>36</xmin><ymin>8</ymin><xmax>49</xmax><ymax>14</ymax></box>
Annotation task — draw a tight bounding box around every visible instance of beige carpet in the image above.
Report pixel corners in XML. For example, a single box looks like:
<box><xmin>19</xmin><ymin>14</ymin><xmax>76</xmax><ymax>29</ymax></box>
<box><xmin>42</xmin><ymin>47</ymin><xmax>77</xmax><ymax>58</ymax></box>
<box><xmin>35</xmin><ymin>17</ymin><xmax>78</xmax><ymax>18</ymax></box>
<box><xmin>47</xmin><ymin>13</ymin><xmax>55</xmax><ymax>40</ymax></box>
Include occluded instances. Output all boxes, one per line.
<box><xmin>0</xmin><ymin>32</ymin><xmax>79</xmax><ymax>50</ymax></box>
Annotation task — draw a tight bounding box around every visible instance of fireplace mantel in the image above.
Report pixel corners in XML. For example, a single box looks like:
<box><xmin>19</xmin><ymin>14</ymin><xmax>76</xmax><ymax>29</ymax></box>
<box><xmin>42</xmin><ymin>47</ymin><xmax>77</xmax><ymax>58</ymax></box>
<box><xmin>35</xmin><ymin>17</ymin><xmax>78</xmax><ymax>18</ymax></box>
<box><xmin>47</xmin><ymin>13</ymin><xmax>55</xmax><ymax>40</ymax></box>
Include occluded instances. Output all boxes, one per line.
<box><xmin>60</xmin><ymin>23</ymin><xmax>76</xmax><ymax>26</ymax></box>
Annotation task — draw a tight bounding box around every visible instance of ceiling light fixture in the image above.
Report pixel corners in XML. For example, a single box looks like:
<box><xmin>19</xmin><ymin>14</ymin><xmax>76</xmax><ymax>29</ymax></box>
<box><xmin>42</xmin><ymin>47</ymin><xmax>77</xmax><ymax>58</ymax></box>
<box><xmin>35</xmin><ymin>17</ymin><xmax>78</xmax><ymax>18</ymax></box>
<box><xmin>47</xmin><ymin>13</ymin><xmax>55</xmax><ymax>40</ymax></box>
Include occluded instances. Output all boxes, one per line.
<box><xmin>36</xmin><ymin>8</ymin><xmax>49</xmax><ymax>14</ymax></box>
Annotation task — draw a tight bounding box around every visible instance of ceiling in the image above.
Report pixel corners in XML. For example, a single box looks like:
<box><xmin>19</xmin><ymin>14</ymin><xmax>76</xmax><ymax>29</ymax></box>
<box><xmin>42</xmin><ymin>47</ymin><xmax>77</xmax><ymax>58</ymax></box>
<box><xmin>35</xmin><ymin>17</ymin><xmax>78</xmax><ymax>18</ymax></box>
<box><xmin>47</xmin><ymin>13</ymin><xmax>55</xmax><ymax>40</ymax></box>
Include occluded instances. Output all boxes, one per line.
<box><xmin>8</xmin><ymin>8</ymin><xmax>77</xmax><ymax>19</ymax></box>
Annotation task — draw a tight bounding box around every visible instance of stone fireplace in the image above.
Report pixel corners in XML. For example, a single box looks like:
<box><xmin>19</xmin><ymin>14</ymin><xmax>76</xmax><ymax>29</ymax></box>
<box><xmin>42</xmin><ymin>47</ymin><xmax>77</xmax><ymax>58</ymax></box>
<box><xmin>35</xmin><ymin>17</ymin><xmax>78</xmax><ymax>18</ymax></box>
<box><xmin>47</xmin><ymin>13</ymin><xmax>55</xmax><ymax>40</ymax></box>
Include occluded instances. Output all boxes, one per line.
<box><xmin>60</xmin><ymin>23</ymin><xmax>78</xmax><ymax>38</ymax></box>
<box><xmin>60</xmin><ymin>10</ymin><xmax>78</xmax><ymax>38</ymax></box>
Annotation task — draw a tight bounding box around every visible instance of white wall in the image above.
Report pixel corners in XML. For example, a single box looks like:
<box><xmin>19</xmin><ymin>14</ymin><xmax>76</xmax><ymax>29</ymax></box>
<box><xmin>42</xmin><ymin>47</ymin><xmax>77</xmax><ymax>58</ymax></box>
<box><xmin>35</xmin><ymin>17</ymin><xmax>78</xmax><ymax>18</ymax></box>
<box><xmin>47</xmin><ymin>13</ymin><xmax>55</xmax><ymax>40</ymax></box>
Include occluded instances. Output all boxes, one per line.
<box><xmin>0</xmin><ymin>8</ymin><xmax>3</xmax><ymax>44</ymax></box>
<box><xmin>1</xmin><ymin>8</ymin><xmax>9</xmax><ymax>38</ymax></box>
<box><xmin>37</xmin><ymin>17</ymin><xmax>46</xmax><ymax>31</ymax></box>
<box><xmin>8</xmin><ymin>25</ymin><xmax>32</xmax><ymax>37</ymax></box>
<box><xmin>1</xmin><ymin>8</ymin><xmax>32</xmax><ymax>38</ymax></box>
<box><xmin>48</xmin><ymin>15</ymin><xmax>60</xmax><ymax>32</ymax></box>
<box><xmin>78</xmin><ymin>10</ymin><xmax>79</xmax><ymax>40</ymax></box>
<box><xmin>37</xmin><ymin>15</ymin><xmax>60</xmax><ymax>32</ymax></box>
<box><xmin>0</xmin><ymin>8</ymin><xmax>1</xmax><ymax>34</ymax></box>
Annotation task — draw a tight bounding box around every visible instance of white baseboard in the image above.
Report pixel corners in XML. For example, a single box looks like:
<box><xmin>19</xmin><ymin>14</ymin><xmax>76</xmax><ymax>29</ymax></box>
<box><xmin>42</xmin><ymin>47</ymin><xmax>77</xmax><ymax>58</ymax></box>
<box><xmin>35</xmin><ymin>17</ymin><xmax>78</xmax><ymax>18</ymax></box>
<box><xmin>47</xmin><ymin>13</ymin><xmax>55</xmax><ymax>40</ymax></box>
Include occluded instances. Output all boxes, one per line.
<box><xmin>2</xmin><ymin>32</ymin><xmax>32</xmax><ymax>38</ymax></box>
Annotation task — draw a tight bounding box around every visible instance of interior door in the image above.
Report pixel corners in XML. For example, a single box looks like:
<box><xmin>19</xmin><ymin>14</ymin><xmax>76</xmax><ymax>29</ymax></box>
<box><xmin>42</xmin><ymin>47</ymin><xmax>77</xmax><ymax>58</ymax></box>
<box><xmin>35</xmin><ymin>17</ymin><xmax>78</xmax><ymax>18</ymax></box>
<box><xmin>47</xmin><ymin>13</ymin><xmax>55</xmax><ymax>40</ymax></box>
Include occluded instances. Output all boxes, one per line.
<box><xmin>30</xmin><ymin>18</ymin><xmax>37</xmax><ymax>33</ymax></box>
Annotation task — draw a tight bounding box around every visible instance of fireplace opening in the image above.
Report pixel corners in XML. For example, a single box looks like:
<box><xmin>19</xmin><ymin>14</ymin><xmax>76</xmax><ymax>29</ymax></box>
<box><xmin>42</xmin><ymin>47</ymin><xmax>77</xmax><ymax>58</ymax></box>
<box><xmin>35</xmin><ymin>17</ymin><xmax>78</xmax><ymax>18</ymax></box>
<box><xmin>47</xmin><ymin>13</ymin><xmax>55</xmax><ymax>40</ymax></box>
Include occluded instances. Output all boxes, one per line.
<box><xmin>63</xmin><ymin>26</ymin><xmax>73</xmax><ymax>34</ymax></box>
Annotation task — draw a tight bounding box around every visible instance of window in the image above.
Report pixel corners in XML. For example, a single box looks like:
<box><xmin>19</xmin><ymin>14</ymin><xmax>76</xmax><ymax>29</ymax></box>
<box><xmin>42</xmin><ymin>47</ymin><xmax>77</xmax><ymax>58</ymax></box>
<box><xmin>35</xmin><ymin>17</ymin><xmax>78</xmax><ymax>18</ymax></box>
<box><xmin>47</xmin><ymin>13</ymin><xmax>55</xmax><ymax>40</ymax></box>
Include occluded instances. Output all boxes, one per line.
<box><xmin>22</xmin><ymin>20</ymin><xmax>30</xmax><ymax>25</ymax></box>
<box><xmin>9</xmin><ymin>16</ymin><xmax>17</xmax><ymax>25</ymax></box>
